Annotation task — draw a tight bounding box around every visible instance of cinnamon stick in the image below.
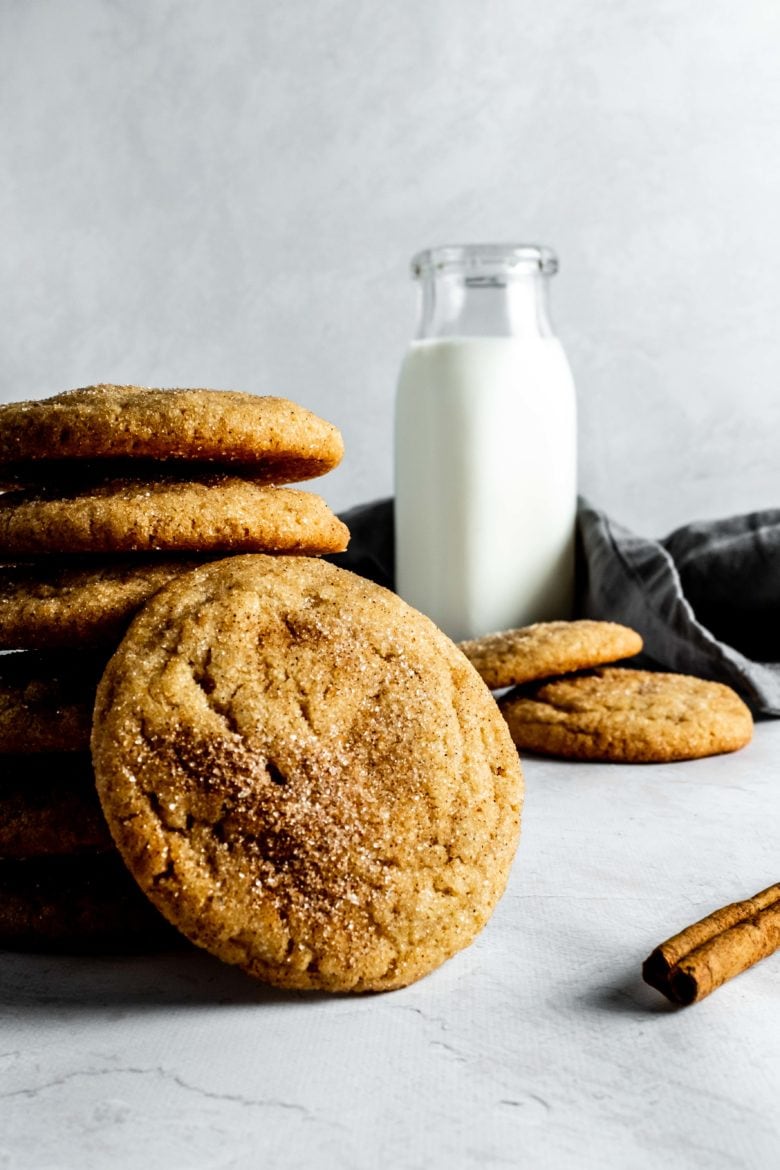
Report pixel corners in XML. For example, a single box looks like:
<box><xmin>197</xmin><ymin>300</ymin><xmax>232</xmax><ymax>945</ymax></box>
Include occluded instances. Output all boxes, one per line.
<box><xmin>642</xmin><ymin>883</ymin><xmax>780</xmax><ymax>1005</ymax></box>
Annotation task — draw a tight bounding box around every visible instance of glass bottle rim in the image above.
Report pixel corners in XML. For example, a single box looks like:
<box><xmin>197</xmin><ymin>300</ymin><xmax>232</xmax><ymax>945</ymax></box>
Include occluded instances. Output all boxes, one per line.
<box><xmin>411</xmin><ymin>243</ymin><xmax>558</xmax><ymax>279</ymax></box>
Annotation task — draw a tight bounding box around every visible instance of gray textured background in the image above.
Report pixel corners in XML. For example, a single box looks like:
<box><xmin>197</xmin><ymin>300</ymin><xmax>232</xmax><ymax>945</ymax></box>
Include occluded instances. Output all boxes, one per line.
<box><xmin>2</xmin><ymin>0</ymin><xmax>779</xmax><ymax>535</ymax></box>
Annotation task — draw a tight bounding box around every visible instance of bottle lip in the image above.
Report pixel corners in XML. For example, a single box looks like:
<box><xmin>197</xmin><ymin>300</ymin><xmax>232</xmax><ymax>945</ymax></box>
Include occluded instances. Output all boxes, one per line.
<box><xmin>411</xmin><ymin>243</ymin><xmax>558</xmax><ymax>279</ymax></box>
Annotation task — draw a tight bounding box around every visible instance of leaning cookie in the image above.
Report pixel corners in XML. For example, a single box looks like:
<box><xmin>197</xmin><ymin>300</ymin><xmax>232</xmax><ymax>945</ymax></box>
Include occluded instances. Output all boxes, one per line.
<box><xmin>499</xmin><ymin>668</ymin><xmax>753</xmax><ymax>763</ymax></box>
<box><xmin>0</xmin><ymin>478</ymin><xmax>349</xmax><ymax>556</ymax></box>
<box><xmin>459</xmin><ymin>620</ymin><xmax>643</xmax><ymax>690</ymax></box>
<box><xmin>0</xmin><ymin>652</ymin><xmax>101</xmax><ymax>753</ymax></box>
<box><xmin>0</xmin><ymin>385</ymin><xmax>344</xmax><ymax>486</ymax></box>
<box><xmin>0</xmin><ymin>557</ymin><xmax>210</xmax><ymax>649</ymax></box>
<box><xmin>92</xmin><ymin>555</ymin><xmax>523</xmax><ymax>993</ymax></box>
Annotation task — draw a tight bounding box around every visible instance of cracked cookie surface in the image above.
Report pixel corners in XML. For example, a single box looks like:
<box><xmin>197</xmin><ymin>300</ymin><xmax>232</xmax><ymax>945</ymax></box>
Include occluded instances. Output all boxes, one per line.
<box><xmin>0</xmin><ymin>478</ymin><xmax>349</xmax><ymax>556</ymax></box>
<box><xmin>499</xmin><ymin>667</ymin><xmax>753</xmax><ymax>762</ymax></box>
<box><xmin>459</xmin><ymin>620</ymin><xmax>643</xmax><ymax>690</ymax></box>
<box><xmin>0</xmin><ymin>556</ymin><xmax>210</xmax><ymax>648</ymax></box>
<box><xmin>91</xmin><ymin>555</ymin><xmax>523</xmax><ymax>992</ymax></box>
<box><xmin>0</xmin><ymin>385</ymin><xmax>344</xmax><ymax>486</ymax></box>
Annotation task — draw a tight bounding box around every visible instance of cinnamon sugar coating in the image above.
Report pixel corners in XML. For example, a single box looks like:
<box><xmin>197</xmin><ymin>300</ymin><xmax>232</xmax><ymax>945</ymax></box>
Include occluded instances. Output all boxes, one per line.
<box><xmin>0</xmin><ymin>385</ymin><xmax>344</xmax><ymax>486</ymax></box>
<box><xmin>459</xmin><ymin>620</ymin><xmax>643</xmax><ymax>690</ymax></box>
<box><xmin>0</xmin><ymin>478</ymin><xmax>349</xmax><ymax>556</ymax></box>
<box><xmin>91</xmin><ymin>556</ymin><xmax>523</xmax><ymax>992</ymax></box>
<box><xmin>0</xmin><ymin>557</ymin><xmax>211</xmax><ymax>648</ymax></box>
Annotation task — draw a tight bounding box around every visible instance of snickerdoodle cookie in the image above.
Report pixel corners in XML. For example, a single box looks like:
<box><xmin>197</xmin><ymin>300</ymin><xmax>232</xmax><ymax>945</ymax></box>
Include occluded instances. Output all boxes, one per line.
<box><xmin>0</xmin><ymin>653</ymin><xmax>101</xmax><ymax>753</ymax></box>
<box><xmin>459</xmin><ymin>620</ymin><xmax>643</xmax><ymax>690</ymax></box>
<box><xmin>0</xmin><ymin>478</ymin><xmax>349</xmax><ymax>556</ymax></box>
<box><xmin>0</xmin><ymin>557</ymin><xmax>209</xmax><ymax>648</ymax></box>
<box><xmin>0</xmin><ymin>755</ymin><xmax>112</xmax><ymax>859</ymax></box>
<box><xmin>91</xmin><ymin>555</ymin><xmax>523</xmax><ymax>992</ymax></box>
<box><xmin>0</xmin><ymin>854</ymin><xmax>177</xmax><ymax>951</ymax></box>
<box><xmin>0</xmin><ymin>385</ymin><xmax>344</xmax><ymax>485</ymax></box>
<box><xmin>499</xmin><ymin>667</ymin><xmax>753</xmax><ymax>762</ymax></box>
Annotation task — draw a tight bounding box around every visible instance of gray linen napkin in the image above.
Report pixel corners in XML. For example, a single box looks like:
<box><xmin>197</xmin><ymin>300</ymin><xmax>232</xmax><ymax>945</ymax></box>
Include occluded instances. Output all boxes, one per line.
<box><xmin>330</xmin><ymin>497</ymin><xmax>780</xmax><ymax>716</ymax></box>
<box><xmin>578</xmin><ymin>500</ymin><xmax>780</xmax><ymax>716</ymax></box>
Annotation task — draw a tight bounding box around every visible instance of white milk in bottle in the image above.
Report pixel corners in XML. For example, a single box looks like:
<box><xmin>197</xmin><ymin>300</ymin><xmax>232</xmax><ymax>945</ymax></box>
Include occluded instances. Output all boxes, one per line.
<box><xmin>394</xmin><ymin>244</ymin><xmax>577</xmax><ymax>642</ymax></box>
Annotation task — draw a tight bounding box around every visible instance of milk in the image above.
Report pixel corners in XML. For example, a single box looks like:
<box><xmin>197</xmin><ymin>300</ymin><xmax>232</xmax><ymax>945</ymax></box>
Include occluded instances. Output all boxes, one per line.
<box><xmin>394</xmin><ymin>335</ymin><xmax>577</xmax><ymax>642</ymax></box>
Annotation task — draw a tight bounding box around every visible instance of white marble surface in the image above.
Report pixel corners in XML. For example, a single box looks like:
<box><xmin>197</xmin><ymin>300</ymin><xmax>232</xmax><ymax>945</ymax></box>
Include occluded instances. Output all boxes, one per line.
<box><xmin>1</xmin><ymin>726</ymin><xmax>778</xmax><ymax>1169</ymax></box>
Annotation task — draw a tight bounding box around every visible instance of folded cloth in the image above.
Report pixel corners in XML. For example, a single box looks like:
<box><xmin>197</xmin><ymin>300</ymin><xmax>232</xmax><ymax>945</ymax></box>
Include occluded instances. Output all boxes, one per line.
<box><xmin>330</xmin><ymin>498</ymin><xmax>396</xmax><ymax>592</ymax></box>
<box><xmin>578</xmin><ymin>501</ymin><xmax>780</xmax><ymax>716</ymax></box>
<box><xmin>331</xmin><ymin>497</ymin><xmax>780</xmax><ymax>716</ymax></box>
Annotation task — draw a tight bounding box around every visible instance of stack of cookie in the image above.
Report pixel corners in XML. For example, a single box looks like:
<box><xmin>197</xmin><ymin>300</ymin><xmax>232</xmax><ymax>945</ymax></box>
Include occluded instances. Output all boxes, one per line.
<box><xmin>0</xmin><ymin>384</ymin><xmax>348</xmax><ymax>950</ymax></box>
<box><xmin>459</xmin><ymin>620</ymin><xmax>754</xmax><ymax>762</ymax></box>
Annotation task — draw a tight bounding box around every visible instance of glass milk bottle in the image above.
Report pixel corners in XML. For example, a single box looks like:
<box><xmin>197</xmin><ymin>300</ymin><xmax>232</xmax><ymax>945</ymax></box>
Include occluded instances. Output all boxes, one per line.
<box><xmin>394</xmin><ymin>243</ymin><xmax>577</xmax><ymax>642</ymax></box>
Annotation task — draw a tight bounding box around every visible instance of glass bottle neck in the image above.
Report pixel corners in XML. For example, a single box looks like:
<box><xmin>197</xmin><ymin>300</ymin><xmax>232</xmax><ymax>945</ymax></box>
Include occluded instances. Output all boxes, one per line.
<box><xmin>415</xmin><ymin>269</ymin><xmax>554</xmax><ymax>339</ymax></box>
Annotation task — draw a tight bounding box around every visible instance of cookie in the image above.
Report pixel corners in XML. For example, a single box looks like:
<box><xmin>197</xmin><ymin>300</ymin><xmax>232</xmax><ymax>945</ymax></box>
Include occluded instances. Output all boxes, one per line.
<box><xmin>0</xmin><ymin>557</ymin><xmax>209</xmax><ymax>649</ymax></box>
<box><xmin>0</xmin><ymin>385</ymin><xmax>344</xmax><ymax>486</ymax></box>
<box><xmin>0</xmin><ymin>754</ymin><xmax>113</xmax><ymax>859</ymax></box>
<box><xmin>458</xmin><ymin>620</ymin><xmax>643</xmax><ymax>690</ymax></box>
<box><xmin>499</xmin><ymin>667</ymin><xmax>753</xmax><ymax>762</ymax></box>
<box><xmin>0</xmin><ymin>652</ymin><xmax>101</xmax><ymax>753</ymax></box>
<box><xmin>0</xmin><ymin>477</ymin><xmax>349</xmax><ymax>556</ymax></box>
<box><xmin>0</xmin><ymin>854</ymin><xmax>178</xmax><ymax>952</ymax></box>
<box><xmin>92</xmin><ymin>555</ymin><xmax>523</xmax><ymax>993</ymax></box>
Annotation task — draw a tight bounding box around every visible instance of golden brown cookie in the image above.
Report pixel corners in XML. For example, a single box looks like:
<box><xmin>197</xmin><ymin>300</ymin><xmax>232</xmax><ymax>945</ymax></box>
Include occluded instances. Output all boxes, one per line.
<box><xmin>459</xmin><ymin>620</ymin><xmax>643</xmax><ymax>689</ymax></box>
<box><xmin>0</xmin><ymin>854</ymin><xmax>178</xmax><ymax>952</ymax></box>
<box><xmin>0</xmin><ymin>557</ymin><xmax>210</xmax><ymax>648</ymax></box>
<box><xmin>0</xmin><ymin>652</ymin><xmax>101</xmax><ymax>753</ymax></box>
<box><xmin>0</xmin><ymin>478</ymin><xmax>349</xmax><ymax>556</ymax></box>
<box><xmin>0</xmin><ymin>754</ymin><xmax>113</xmax><ymax>859</ymax></box>
<box><xmin>92</xmin><ymin>555</ymin><xmax>523</xmax><ymax>993</ymax></box>
<box><xmin>0</xmin><ymin>385</ymin><xmax>344</xmax><ymax>486</ymax></box>
<box><xmin>499</xmin><ymin>667</ymin><xmax>753</xmax><ymax>763</ymax></box>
